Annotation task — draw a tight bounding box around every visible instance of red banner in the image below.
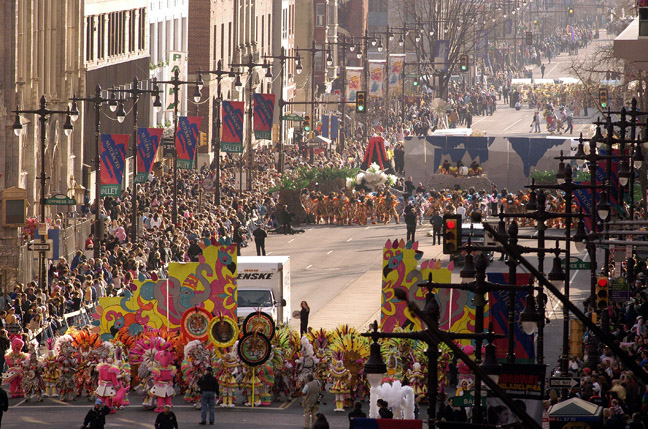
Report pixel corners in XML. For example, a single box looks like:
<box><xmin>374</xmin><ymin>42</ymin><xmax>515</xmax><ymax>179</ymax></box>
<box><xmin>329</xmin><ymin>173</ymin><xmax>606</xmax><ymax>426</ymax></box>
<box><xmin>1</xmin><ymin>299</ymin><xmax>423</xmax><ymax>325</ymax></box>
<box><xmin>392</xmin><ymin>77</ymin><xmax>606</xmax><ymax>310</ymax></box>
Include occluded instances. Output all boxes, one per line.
<box><xmin>175</xmin><ymin>116</ymin><xmax>202</xmax><ymax>169</ymax></box>
<box><xmin>136</xmin><ymin>128</ymin><xmax>163</xmax><ymax>183</ymax></box>
<box><xmin>100</xmin><ymin>134</ymin><xmax>128</xmax><ymax>196</ymax></box>
<box><xmin>253</xmin><ymin>93</ymin><xmax>275</xmax><ymax>140</ymax></box>
<box><xmin>221</xmin><ymin>101</ymin><xmax>245</xmax><ymax>153</ymax></box>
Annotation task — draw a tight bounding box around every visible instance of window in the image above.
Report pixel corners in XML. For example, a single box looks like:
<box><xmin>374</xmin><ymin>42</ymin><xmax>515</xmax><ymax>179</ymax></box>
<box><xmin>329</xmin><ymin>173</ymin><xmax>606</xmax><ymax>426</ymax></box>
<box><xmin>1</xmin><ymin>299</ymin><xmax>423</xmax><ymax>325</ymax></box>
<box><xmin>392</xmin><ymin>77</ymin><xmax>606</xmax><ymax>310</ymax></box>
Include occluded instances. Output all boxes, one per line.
<box><xmin>97</xmin><ymin>15</ymin><xmax>105</xmax><ymax>59</ymax></box>
<box><xmin>316</xmin><ymin>3</ymin><xmax>326</xmax><ymax>27</ymax></box>
<box><xmin>129</xmin><ymin>10</ymin><xmax>136</xmax><ymax>52</ymax></box>
<box><xmin>86</xmin><ymin>16</ymin><xmax>95</xmax><ymax>62</ymax></box>
<box><xmin>213</xmin><ymin>24</ymin><xmax>218</xmax><ymax>69</ymax></box>
<box><xmin>261</xmin><ymin>15</ymin><xmax>264</xmax><ymax>52</ymax></box>
<box><xmin>221</xmin><ymin>24</ymin><xmax>225</xmax><ymax>62</ymax></box>
<box><xmin>138</xmin><ymin>8</ymin><xmax>146</xmax><ymax>50</ymax></box>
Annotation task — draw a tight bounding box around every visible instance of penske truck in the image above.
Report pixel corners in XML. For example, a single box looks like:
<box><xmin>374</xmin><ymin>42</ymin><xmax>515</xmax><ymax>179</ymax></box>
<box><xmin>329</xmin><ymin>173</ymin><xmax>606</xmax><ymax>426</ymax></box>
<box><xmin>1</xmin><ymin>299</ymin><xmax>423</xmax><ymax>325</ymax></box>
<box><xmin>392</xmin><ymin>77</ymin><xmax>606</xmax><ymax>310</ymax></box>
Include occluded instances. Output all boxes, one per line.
<box><xmin>236</xmin><ymin>256</ymin><xmax>291</xmax><ymax>324</ymax></box>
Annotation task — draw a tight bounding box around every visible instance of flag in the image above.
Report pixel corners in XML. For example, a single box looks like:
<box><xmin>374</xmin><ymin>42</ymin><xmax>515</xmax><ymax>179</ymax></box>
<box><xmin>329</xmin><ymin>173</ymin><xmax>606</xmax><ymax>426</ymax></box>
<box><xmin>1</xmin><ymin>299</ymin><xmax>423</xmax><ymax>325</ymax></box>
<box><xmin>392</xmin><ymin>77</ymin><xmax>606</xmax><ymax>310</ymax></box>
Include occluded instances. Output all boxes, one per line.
<box><xmin>253</xmin><ymin>93</ymin><xmax>275</xmax><ymax>140</ymax></box>
<box><xmin>175</xmin><ymin>116</ymin><xmax>202</xmax><ymax>169</ymax></box>
<box><xmin>136</xmin><ymin>128</ymin><xmax>163</xmax><ymax>183</ymax></box>
<box><xmin>100</xmin><ymin>134</ymin><xmax>128</xmax><ymax>196</ymax></box>
<box><xmin>369</xmin><ymin>61</ymin><xmax>385</xmax><ymax>97</ymax></box>
<box><xmin>331</xmin><ymin>116</ymin><xmax>339</xmax><ymax>140</ymax></box>
<box><xmin>321</xmin><ymin>115</ymin><xmax>329</xmax><ymax>138</ymax></box>
<box><xmin>346</xmin><ymin>67</ymin><xmax>363</xmax><ymax>102</ymax></box>
<box><xmin>389</xmin><ymin>55</ymin><xmax>405</xmax><ymax>94</ymax></box>
<box><xmin>221</xmin><ymin>101</ymin><xmax>244</xmax><ymax>153</ymax></box>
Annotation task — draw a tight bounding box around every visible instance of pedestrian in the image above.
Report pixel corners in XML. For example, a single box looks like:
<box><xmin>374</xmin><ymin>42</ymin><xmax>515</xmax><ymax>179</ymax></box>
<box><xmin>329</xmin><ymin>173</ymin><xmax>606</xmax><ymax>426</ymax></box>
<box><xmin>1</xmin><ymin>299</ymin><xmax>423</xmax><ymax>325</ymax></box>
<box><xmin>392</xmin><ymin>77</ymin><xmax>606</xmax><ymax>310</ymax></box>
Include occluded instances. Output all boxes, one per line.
<box><xmin>531</xmin><ymin>111</ymin><xmax>541</xmax><ymax>133</ymax></box>
<box><xmin>154</xmin><ymin>404</ymin><xmax>179</xmax><ymax>429</ymax></box>
<box><xmin>313</xmin><ymin>413</ymin><xmax>330</xmax><ymax>429</ymax></box>
<box><xmin>81</xmin><ymin>398</ymin><xmax>111</xmax><ymax>429</ymax></box>
<box><xmin>405</xmin><ymin>207</ymin><xmax>417</xmax><ymax>243</ymax></box>
<box><xmin>300</xmin><ymin>301</ymin><xmax>310</xmax><ymax>336</ymax></box>
<box><xmin>198</xmin><ymin>366</ymin><xmax>219</xmax><ymax>425</ymax></box>
<box><xmin>279</xmin><ymin>205</ymin><xmax>294</xmax><ymax>235</ymax></box>
<box><xmin>252</xmin><ymin>223</ymin><xmax>267</xmax><ymax>256</ymax></box>
<box><xmin>541</xmin><ymin>63</ymin><xmax>546</xmax><ymax>78</ymax></box>
<box><xmin>0</xmin><ymin>385</ymin><xmax>7</xmax><ymax>427</ymax></box>
<box><xmin>302</xmin><ymin>374</ymin><xmax>322</xmax><ymax>429</ymax></box>
<box><xmin>0</xmin><ymin>330</ymin><xmax>9</xmax><ymax>377</ymax></box>
<box><xmin>430</xmin><ymin>211</ymin><xmax>443</xmax><ymax>245</ymax></box>
<box><xmin>565</xmin><ymin>111</ymin><xmax>574</xmax><ymax>134</ymax></box>
<box><xmin>348</xmin><ymin>402</ymin><xmax>367</xmax><ymax>428</ymax></box>
<box><xmin>377</xmin><ymin>399</ymin><xmax>394</xmax><ymax>419</ymax></box>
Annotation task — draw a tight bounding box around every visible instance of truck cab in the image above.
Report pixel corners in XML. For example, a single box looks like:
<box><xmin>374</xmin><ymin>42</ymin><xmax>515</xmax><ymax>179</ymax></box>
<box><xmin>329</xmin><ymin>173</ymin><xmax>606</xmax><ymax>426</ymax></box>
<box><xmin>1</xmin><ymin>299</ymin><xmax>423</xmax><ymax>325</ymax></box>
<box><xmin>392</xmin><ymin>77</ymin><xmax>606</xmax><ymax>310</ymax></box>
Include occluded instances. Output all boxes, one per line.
<box><xmin>236</xmin><ymin>288</ymin><xmax>286</xmax><ymax>324</ymax></box>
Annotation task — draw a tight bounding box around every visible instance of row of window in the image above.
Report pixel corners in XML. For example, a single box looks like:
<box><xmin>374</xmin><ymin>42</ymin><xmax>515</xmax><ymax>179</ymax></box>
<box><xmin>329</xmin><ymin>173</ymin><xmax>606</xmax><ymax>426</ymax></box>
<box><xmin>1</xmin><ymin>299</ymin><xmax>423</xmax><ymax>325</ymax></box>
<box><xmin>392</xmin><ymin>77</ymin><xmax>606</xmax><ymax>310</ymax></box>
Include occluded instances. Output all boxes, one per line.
<box><xmin>85</xmin><ymin>8</ymin><xmax>146</xmax><ymax>63</ymax></box>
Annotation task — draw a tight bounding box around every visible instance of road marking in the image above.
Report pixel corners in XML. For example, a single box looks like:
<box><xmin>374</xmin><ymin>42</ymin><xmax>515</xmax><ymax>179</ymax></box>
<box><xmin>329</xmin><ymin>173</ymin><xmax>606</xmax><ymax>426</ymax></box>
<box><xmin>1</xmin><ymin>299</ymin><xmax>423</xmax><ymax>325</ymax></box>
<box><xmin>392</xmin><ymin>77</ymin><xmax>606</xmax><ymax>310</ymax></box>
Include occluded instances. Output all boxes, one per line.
<box><xmin>306</xmin><ymin>264</ymin><xmax>312</xmax><ymax>269</ymax></box>
<box><xmin>347</xmin><ymin>237</ymin><xmax>353</xmax><ymax>242</ymax></box>
<box><xmin>327</xmin><ymin>250</ymin><xmax>333</xmax><ymax>255</ymax></box>
<box><xmin>503</xmin><ymin>118</ymin><xmax>524</xmax><ymax>132</ymax></box>
<box><xmin>267</xmin><ymin>252</ymin><xmax>273</xmax><ymax>255</ymax></box>
<box><xmin>547</xmin><ymin>62</ymin><xmax>561</xmax><ymax>76</ymax></box>
<box><xmin>288</xmin><ymin>239</ymin><xmax>294</xmax><ymax>243</ymax></box>
<box><xmin>365</xmin><ymin>226</ymin><xmax>370</xmax><ymax>230</ymax></box>
<box><xmin>13</xmin><ymin>399</ymin><xmax>26</xmax><ymax>407</ymax></box>
<box><xmin>279</xmin><ymin>397</ymin><xmax>298</xmax><ymax>409</ymax></box>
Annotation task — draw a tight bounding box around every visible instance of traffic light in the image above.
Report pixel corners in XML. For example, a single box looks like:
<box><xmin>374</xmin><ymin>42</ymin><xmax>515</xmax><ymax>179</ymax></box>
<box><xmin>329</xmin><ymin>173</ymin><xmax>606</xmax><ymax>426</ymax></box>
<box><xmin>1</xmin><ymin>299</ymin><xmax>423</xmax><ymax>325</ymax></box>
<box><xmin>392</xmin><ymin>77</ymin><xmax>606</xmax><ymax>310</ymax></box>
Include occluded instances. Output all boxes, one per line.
<box><xmin>568</xmin><ymin>6</ymin><xmax>574</xmax><ymax>16</ymax></box>
<box><xmin>356</xmin><ymin>91</ymin><xmax>366</xmax><ymax>113</ymax></box>
<box><xmin>413</xmin><ymin>78</ymin><xmax>419</xmax><ymax>87</ymax></box>
<box><xmin>533</xmin><ymin>18</ymin><xmax>539</xmax><ymax>25</ymax></box>
<box><xmin>442</xmin><ymin>214</ymin><xmax>462</xmax><ymax>255</ymax></box>
<box><xmin>303</xmin><ymin>115</ymin><xmax>311</xmax><ymax>132</ymax></box>
<box><xmin>525</xmin><ymin>32</ymin><xmax>533</xmax><ymax>46</ymax></box>
<box><xmin>459</xmin><ymin>55</ymin><xmax>469</xmax><ymax>72</ymax></box>
<box><xmin>599</xmin><ymin>88</ymin><xmax>608</xmax><ymax>109</ymax></box>
<box><xmin>596</xmin><ymin>277</ymin><xmax>609</xmax><ymax>310</ymax></box>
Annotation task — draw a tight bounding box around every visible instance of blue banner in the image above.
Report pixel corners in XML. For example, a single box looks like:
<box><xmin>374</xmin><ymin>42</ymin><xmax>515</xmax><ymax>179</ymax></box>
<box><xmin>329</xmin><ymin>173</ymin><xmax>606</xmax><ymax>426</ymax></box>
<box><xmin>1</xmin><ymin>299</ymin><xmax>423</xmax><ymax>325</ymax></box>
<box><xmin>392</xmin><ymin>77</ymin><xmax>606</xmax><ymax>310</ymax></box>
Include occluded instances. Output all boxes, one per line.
<box><xmin>331</xmin><ymin>116</ymin><xmax>339</xmax><ymax>140</ymax></box>
<box><xmin>321</xmin><ymin>115</ymin><xmax>329</xmax><ymax>138</ymax></box>
<box><xmin>175</xmin><ymin>116</ymin><xmax>202</xmax><ymax>169</ymax></box>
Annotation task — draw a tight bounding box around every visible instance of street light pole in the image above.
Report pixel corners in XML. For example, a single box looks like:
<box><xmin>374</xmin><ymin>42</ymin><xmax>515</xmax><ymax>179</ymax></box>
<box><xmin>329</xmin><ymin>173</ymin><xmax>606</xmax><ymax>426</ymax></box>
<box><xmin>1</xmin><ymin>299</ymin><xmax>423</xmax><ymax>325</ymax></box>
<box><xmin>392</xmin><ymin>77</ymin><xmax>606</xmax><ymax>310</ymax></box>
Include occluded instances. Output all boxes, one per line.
<box><xmin>230</xmin><ymin>55</ymin><xmax>273</xmax><ymax>191</ymax></box>
<box><xmin>13</xmin><ymin>96</ymin><xmax>74</xmax><ymax>291</ymax></box>
<box><xmin>199</xmin><ymin>60</ymin><xmax>242</xmax><ymax>204</ymax></box>
<box><xmin>156</xmin><ymin>69</ymin><xmax>203</xmax><ymax>225</ymax></box>
<box><xmin>107</xmin><ymin>77</ymin><xmax>161</xmax><ymax>243</ymax></box>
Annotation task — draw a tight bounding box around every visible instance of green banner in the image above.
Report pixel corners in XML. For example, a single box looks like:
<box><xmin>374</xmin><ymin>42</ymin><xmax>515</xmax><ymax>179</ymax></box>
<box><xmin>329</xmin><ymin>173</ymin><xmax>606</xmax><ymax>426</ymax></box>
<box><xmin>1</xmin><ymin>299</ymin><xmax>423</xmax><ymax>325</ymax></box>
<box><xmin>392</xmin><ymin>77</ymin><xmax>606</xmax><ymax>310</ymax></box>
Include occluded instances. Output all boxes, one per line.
<box><xmin>177</xmin><ymin>159</ymin><xmax>194</xmax><ymax>170</ymax></box>
<box><xmin>222</xmin><ymin>142</ymin><xmax>243</xmax><ymax>153</ymax></box>
<box><xmin>134</xmin><ymin>173</ymin><xmax>148</xmax><ymax>184</ymax></box>
<box><xmin>254</xmin><ymin>131</ymin><xmax>271</xmax><ymax>140</ymax></box>
<box><xmin>100</xmin><ymin>184</ymin><xmax>121</xmax><ymax>197</ymax></box>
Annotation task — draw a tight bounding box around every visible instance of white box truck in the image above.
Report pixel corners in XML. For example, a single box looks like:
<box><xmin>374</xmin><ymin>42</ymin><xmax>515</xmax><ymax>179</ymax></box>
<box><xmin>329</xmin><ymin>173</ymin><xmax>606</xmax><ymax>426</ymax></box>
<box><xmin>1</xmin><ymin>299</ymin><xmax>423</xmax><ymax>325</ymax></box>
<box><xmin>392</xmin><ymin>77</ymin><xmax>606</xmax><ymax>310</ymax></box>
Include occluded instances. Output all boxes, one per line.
<box><xmin>236</xmin><ymin>256</ymin><xmax>291</xmax><ymax>324</ymax></box>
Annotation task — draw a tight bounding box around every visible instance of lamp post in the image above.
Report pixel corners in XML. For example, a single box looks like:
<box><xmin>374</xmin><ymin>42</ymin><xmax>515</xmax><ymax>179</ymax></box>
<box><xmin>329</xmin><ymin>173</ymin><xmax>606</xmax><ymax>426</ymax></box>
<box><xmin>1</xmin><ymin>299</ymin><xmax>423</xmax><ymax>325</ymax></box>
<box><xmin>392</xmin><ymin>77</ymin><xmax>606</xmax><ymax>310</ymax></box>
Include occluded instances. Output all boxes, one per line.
<box><xmin>263</xmin><ymin>47</ymin><xmax>301</xmax><ymax>173</ymax></box>
<box><xmin>155</xmin><ymin>69</ymin><xmax>203</xmax><ymax>225</ymax></box>
<box><xmin>106</xmin><ymin>77</ymin><xmax>161</xmax><ymax>243</ymax></box>
<box><xmin>71</xmin><ymin>85</ymin><xmax>119</xmax><ymax>259</ymax></box>
<box><xmin>13</xmin><ymin>96</ymin><xmax>75</xmax><ymax>291</ymax></box>
<box><xmin>229</xmin><ymin>55</ymin><xmax>273</xmax><ymax>191</ymax></box>
<box><xmin>198</xmin><ymin>60</ymin><xmax>242</xmax><ymax>204</ymax></box>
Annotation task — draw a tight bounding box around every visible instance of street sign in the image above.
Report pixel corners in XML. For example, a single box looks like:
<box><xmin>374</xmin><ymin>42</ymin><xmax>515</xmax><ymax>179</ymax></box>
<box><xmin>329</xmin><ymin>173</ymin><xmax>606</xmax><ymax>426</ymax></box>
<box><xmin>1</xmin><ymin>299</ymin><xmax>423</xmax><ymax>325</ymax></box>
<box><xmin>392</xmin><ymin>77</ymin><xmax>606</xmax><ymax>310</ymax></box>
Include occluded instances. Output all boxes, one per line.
<box><xmin>451</xmin><ymin>393</ymin><xmax>486</xmax><ymax>407</ymax></box>
<box><xmin>561</xmin><ymin>257</ymin><xmax>590</xmax><ymax>270</ymax></box>
<box><xmin>610</xmin><ymin>277</ymin><xmax>630</xmax><ymax>301</ymax></box>
<box><xmin>45</xmin><ymin>194</ymin><xmax>76</xmax><ymax>205</ymax></box>
<box><xmin>282</xmin><ymin>114</ymin><xmax>303</xmax><ymax>121</ymax></box>
<box><xmin>406</xmin><ymin>73</ymin><xmax>419</xmax><ymax>78</ymax></box>
<box><xmin>162</xmin><ymin>137</ymin><xmax>175</xmax><ymax>158</ymax></box>
<box><xmin>547</xmin><ymin>377</ymin><xmax>579</xmax><ymax>388</ymax></box>
<box><xmin>28</xmin><ymin>241</ymin><xmax>51</xmax><ymax>252</ymax></box>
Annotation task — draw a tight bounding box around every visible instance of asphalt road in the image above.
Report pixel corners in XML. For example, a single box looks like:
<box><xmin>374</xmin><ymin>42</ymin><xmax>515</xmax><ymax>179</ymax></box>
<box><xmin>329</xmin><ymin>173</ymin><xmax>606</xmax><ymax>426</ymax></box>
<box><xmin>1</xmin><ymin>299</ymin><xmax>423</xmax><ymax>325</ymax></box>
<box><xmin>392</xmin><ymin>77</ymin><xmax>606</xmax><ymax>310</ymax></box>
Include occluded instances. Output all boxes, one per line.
<box><xmin>472</xmin><ymin>30</ymin><xmax>613</xmax><ymax>138</ymax></box>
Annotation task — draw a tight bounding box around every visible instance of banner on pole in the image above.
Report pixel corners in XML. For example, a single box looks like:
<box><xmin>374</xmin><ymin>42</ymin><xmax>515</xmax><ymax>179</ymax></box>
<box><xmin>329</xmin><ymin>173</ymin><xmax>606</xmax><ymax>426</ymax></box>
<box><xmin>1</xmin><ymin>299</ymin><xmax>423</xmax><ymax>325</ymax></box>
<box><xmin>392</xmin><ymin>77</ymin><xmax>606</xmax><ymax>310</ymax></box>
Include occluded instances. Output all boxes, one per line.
<box><xmin>369</xmin><ymin>60</ymin><xmax>386</xmax><ymax>97</ymax></box>
<box><xmin>100</xmin><ymin>134</ymin><xmax>128</xmax><ymax>196</ymax></box>
<box><xmin>346</xmin><ymin>67</ymin><xmax>363</xmax><ymax>102</ymax></box>
<box><xmin>435</xmin><ymin>41</ymin><xmax>450</xmax><ymax>72</ymax></box>
<box><xmin>136</xmin><ymin>128</ymin><xmax>163</xmax><ymax>183</ymax></box>
<box><xmin>253</xmin><ymin>93</ymin><xmax>275</xmax><ymax>140</ymax></box>
<box><xmin>389</xmin><ymin>55</ymin><xmax>405</xmax><ymax>95</ymax></box>
<box><xmin>331</xmin><ymin>115</ymin><xmax>339</xmax><ymax>140</ymax></box>
<box><xmin>221</xmin><ymin>101</ymin><xmax>244</xmax><ymax>153</ymax></box>
<box><xmin>166</xmin><ymin>51</ymin><xmax>186</xmax><ymax>111</ymax></box>
<box><xmin>175</xmin><ymin>116</ymin><xmax>202</xmax><ymax>169</ymax></box>
<box><xmin>321</xmin><ymin>115</ymin><xmax>330</xmax><ymax>138</ymax></box>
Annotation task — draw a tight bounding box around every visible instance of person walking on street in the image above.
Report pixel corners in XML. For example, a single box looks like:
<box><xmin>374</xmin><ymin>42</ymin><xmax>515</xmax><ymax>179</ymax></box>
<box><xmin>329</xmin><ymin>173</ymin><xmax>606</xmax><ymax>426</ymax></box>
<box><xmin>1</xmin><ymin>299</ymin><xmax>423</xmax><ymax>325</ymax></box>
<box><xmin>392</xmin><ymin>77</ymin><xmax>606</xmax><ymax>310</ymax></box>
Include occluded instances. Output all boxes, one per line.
<box><xmin>430</xmin><ymin>211</ymin><xmax>443</xmax><ymax>245</ymax></box>
<box><xmin>565</xmin><ymin>111</ymin><xmax>574</xmax><ymax>134</ymax></box>
<box><xmin>348</xmin><ymin>402</ymin><xmax>367</xmax><ymax>429</ymax></box>
<box><xmin>300</xmin><ymin>301</ymin><xmax>310</xmax><ymax>336</ymax></box>
<box><xmin>155</xmin><ymin>404</ymin><xmax>179</xmax><ymax>429</ymax></box>
<box><xmin>82</xmin><ymin>398</ymin><xmax>111</xmax><ymax>429</ymax></box>
<box><xmin>302</xmin><ymin>374</ymin><xmax>322</xmax><ymax>429</ymax></box>
<box><xmin>405</xmin><ymin>207</ymin><xmax>418</xmax><ymax>243</ymax></box>
<box><xmin>531</xmin><ymin>111</ymin><xmax>541</xmax><ymax>133</ymax></box>
<box><xmin>198</xmin><ymin>366</ymin><xmax>220</xmax><ymax>425</ymax></box>
<box><xmin>279</xmin><ymin>205</ymin><xmax>294</xmax><ymax>235</ymax></box>
<box><xmin>252</xmin><ymin>223</ymin><xmax>267</xmax><ymax>256</ymax></box>
<box><xmin>541</xmin><ymin>64</ymin><xmax>546</xmax><ymax>78</ymax></box>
